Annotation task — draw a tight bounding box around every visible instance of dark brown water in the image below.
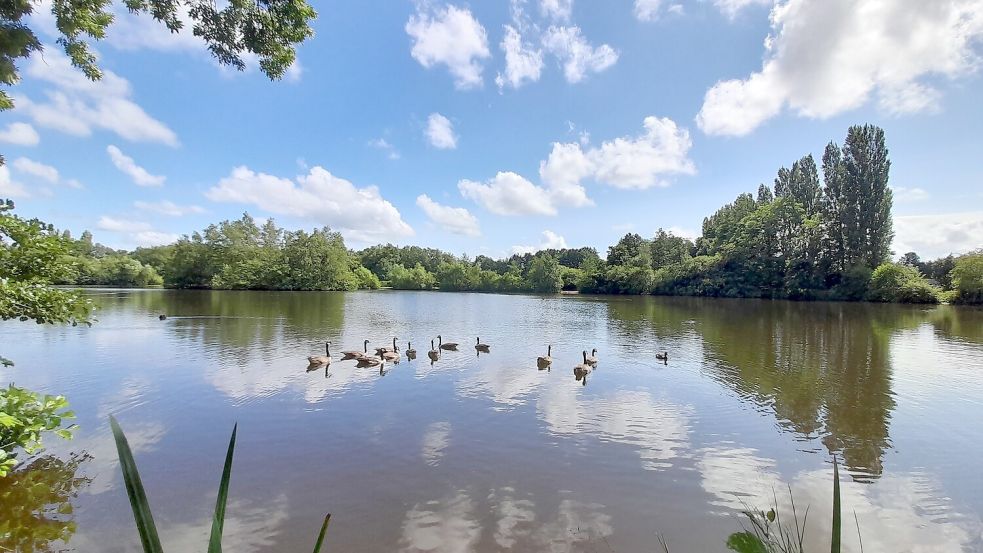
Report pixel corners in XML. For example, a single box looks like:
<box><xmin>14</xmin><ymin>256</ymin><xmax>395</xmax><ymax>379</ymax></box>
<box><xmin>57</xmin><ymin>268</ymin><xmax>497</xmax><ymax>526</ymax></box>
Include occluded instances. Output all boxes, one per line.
<box><xmin>2</xmin><ymin>290</ymin><xmax>982</xmax><ymax>552</ymax></box>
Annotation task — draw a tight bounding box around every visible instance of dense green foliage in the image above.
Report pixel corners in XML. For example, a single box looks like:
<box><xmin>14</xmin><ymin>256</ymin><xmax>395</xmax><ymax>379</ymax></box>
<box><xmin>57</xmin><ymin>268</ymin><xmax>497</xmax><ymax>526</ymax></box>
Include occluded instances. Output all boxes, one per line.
<box><xmin>867</xmin><ymin>263</ymin><xmax>941</xmax><ymax>304</ymax></box>
<box><xmin>0</xmin><ymin>386</ymin><xmax>76</xmax><ymax>476</ymax></box>
<box><xmin>950</xmin><ymin>251</ymin><xmax>983</xmax><ymax>305</ymax></box>
<box><xmin>580</xmin><ymin>125</ymin><xmax>929</xmax><ymax>302</ymax></box>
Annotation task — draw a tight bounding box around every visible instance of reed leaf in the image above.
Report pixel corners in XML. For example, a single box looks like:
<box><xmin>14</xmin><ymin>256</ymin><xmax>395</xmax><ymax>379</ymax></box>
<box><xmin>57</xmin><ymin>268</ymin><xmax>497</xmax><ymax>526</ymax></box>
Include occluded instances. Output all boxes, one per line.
<box><xmin>831</xmin><ymin>456</ymin><xmax>841</xmax><ymax>553</ymax></box>
<box><xmin>208</xmin><ymin>424</ymin><xmax>238</xmax><ymax>553</ymax></box>
<box><xmin>312</xmin><ymin>514</ymin><xmax>331</xmax><ymax>553</ymax></box>
<box><xmin>110</xmin><ymin>416</ymin><xmax>164</xmax><ymax>553</ymax></box>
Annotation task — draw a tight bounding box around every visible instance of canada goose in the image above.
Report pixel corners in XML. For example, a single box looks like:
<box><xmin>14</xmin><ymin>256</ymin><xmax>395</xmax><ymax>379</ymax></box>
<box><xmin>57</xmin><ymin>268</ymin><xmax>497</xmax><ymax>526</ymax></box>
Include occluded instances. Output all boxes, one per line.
<box><xmin>437</xmin><ymin>335</ymin><xmax>458</xmax><ymax>350</ymax></box>
<box><xmin>475</xmin><ymin>337</ymin><xmax>490</xmax><ymax>352</ymax></box>
<box><xmin>656</xmin><ymin>351</ymin><xmax>668</xmax><ymax>362</ymax></box>
<box><xmin>357</xmin><ymin>356</ymin><xmax>383</xmax><ymax>368</ymax></box>
<box><xmin>537</xmin><ymin>345</ymin><xmax>552</xmax><ymax>369</ymax></box>
<box><xmin>406</xmin><ymin>342</ymin><xmax>417</xmax><ymax>359</ymax></box>
<box><xmin>375</xmin><ymin>337</ymin><xmax>398</xmax><ymax>356</ymax></box>
<box><xmin>585</xmin><ymin>348</ymin><xmax>598</xmax><ymax>366</ymax></box>
<box><xmin>428</xmin><ymin>340</ymin><xmax>440</xmax><ymax>361</ymax></box>
<box><xmin>382</xmin><ymin>349</ymin><xmax>400</xmax><ymax>363</ymax></box>
<box><xmin>573</xmin><ymin>350</ymin><xmax>592</xmax><ymax>379</ymax></box>
<box><xmin>158</xmin><ymin>314</ymin><xmax>167</xmax><ymax>321</ymax></box>
<box><xmin>341</xmin><ymin>340</ymin><xmax>369</xmax><ymax>360</ymax></box>
<box><xmin>307</xmin><ymin>342</ymin><xmax>332</xmax><ymax>366</ymax></box>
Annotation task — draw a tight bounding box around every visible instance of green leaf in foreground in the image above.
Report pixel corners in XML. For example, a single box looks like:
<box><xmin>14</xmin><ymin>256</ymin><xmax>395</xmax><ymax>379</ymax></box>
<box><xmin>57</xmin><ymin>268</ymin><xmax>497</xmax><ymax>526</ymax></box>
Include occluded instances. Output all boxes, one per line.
<box><xmin>312</xmin><ymin>513</ymin><xmax>331</xmax><ymax>553</ymax></box>
<box><xmin>726</xmin><ymin>531</ymin><xmax>768</xmax><ymax>553</ymax></box>
<box><xmin>832</xmin><ymin>455</ymin><xmax>841</xmax><ymax>553</ymax></box>
<box><xmin>110</xmin><ymin>416</ymin><xmax>164</xmax><ymax>553</ymax></box>
<box><xmin>208</xmin><ymin>424</ymin><xmax>238</xmax><ymax>553</ymax></box>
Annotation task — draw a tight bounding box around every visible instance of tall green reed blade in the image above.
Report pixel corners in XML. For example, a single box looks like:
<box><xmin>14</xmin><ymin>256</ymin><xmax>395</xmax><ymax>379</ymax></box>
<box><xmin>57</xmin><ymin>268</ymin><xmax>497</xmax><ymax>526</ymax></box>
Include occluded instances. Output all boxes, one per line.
<box><xmin>831</xmin><ymin>455</ymin><xmax>841</xmax><ymax>553</ymax></box>
<box><xmin>208</xmin><ymin>424</ymin><xmax>238</xmax><ymax>553</ymax></box>
<box><xmin>110</xmin><ymin>416</ymin><xmax>164</xmax><ymax>553</ymax></box>
<box><xmin>312</xmin><ymin>514</ymin><xmax>331</xmax><ymax>553</ymax></box>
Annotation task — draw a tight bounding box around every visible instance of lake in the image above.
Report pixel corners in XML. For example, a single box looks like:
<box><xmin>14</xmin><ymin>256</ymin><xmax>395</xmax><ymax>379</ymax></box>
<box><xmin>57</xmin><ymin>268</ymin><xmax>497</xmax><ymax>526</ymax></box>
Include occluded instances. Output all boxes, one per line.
<box><xmin>2</xmin><ymin>290</ymin><xmax>983</xmax><ymax>552</ymax></box>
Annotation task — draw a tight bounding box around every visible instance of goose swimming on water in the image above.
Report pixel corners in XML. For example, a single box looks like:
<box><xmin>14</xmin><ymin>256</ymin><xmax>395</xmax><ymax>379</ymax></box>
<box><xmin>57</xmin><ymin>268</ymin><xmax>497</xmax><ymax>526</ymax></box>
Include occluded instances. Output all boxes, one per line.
<box><xmin>406</xmin><ymin>342</ymin><xmax>417</xmax><ymax>359</ymax></box>
<box><xmin>341</xmin><ymin>340</ymin><xmax>369</xmax><ymax>360</ymax></box>
<box><xmin>437</xmin><ymin>335</ymin><xmax>458</xmax><ymax>350</ymax></box>
<box><xmin>307</xmin><ymin>342</ymin><xmax>332</xmax><ymax>366</ymax></box>
<box><xmin>537</xmin><ymin>345</ymin><xmax>552</xmax><ymax>369</ymax></box>
<box><xmin>428</xmin><ymin>340</ymin><xmax>440</xmax><ymax>361</ymax></box>
<box><xmin>585</xmin><ymin>348</ymin><xmax>598</xmax><ymax>366</ymax></box>
<box><xmin>475</xmin><ymin>337</ymin><xmax>490</xmax><ymax>352</ymax></box>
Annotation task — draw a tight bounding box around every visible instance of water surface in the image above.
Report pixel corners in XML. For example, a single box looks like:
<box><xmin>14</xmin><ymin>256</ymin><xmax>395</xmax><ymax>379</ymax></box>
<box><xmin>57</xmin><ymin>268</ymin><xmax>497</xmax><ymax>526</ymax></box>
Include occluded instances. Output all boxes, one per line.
<box><xmin>2</xmin><ymin>290</ymin><xmax>982</xmax><ymax>552</ymax></box>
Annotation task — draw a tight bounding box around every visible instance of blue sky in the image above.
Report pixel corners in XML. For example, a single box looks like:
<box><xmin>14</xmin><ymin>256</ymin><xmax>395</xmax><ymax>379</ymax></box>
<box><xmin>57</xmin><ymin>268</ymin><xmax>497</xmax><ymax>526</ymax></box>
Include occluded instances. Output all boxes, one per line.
<box><xmin>2</xmin><ymin>0</ymin><xmax>982</xmax><ymax>259</ymax></box>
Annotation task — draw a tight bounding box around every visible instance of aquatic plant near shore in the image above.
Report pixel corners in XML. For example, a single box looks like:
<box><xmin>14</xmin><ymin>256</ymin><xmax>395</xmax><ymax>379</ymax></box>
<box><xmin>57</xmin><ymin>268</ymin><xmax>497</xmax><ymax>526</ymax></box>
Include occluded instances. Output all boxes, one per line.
<box><xmin>724</xmin><ymin>456</ymin><xmax>846</xmax><ymax>553</ymax></box>
<box><xmin>110</xmin><ymin>417</ymin><xmax>330</xmax><ymax>552</ymax></box>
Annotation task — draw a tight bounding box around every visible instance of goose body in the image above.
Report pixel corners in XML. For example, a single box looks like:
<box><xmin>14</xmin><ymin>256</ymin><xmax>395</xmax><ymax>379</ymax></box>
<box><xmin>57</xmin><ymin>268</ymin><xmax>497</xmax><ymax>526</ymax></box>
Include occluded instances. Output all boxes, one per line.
<box><xmin>382</xmin><ymin>349</ymin><xmax>401</xmax><ymax>363</ymax></box>
<box><xmin>585</xmin><ymin>348</ymin><xmax>598</xmax><ymax>366</ymax></box>
<box><xmin>158</xmin><ymin>314</ymin><xmax>167</xmax><ymax>320</ymax></box>
<box><xmin>406</xmin><ymin>342</ymin><xmax>417</xmax><ymax>359</ymax></box>
<box><xmin>656</xmin><ymin>351</ymin><xmax>668</xmax><ymax>362</ymax></box>
<box><xmin>341</xmin><ymin>340</ymin><xmax>369</xmax><ymax>360</ymax></box>
<box><xmin>573</xmin><ymin>350</ymin><xmax>592</xmax><ymax>379</ymax></box>
<box><xmin>428</xmin><ymin>340</ymin><xmax>440</xmax><ymax>361</ymax></box>
<box><xmin>307</xmin><ymin>342</ymin><xmax>332</xmax><ymax>366</ymax></box>
<box><xmin>475</xmin><ymin>337</ymin><xmax>490</xmax><ymax>352</ymax></box>
<box><xmin>357</xmin><ymin>356</ymin><xmax>383</xmax><ymax>368</ymax></box>
<box><xmin>375</xmin><ymin>337</ymin><xmax>398</xmax><ymax>356</ymax></box>
<box><xmin>437</xmin><ymin>335</ymin><xmax>458</xmax><ymax>350</ymax></box>
<box><xmin>537</xmin><ymin>345</ymin><xmax>553</xmax><ymax>369</ymax></box>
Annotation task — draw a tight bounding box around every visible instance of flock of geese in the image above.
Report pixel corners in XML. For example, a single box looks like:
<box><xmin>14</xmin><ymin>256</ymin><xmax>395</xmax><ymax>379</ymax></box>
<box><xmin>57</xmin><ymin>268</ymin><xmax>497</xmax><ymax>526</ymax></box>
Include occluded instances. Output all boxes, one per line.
<box><xmin>307</xmin><ymin>336</ymin><xmax>669</xmax><ymax>381</ymax></box>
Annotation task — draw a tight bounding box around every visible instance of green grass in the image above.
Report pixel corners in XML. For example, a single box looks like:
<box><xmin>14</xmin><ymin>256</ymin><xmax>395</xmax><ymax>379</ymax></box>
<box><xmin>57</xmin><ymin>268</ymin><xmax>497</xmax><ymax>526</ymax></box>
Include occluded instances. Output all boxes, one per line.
<box><xmin>110</xmin><ymin>417</ymin><xmax>330</xmax><ymax>552</ymax></box>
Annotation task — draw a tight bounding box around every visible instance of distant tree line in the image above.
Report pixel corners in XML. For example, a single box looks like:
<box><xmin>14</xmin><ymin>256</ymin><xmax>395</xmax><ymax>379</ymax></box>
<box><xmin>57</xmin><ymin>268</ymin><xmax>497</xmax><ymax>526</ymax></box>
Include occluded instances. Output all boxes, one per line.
<box><xmin>37</xmin><ymin>125</ymin><xmax>982</xmax><ymax>304</ymax></box>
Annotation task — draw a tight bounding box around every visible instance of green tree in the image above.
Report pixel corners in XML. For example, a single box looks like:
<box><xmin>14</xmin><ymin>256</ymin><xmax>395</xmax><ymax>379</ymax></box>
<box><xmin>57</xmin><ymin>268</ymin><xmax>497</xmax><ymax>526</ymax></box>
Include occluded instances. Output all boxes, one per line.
<box><xmin>606</xmin><ymin>233</ymin><xmax>648</xmax><ymax>266</ymax></box>
<box><xmin>774</xmin><ymin>154</ymin><xmax>822</xmax><ymax>216</ymax></box>
<box><xmin>950</xmin><ymin>250</ymin><xmax>983</xmax><ymax>304</ymax></box>
<box><xmin>527</xmin><ymin>253</ymin><xmax>563</xmax><ymax>293</ymax></box>
<box><xmin>867</xmin><ymin>263</ymin><xmax>940</xmax><ymax>304</ymax></box>
<box><xmin>649</xmin><ymin>228</ymin><xmax>693</xmax><ymax>270</ymax></box>
<box><xmin>1</xmin><ymin>201</ymin><xmax>90</xmax><ymax>472</ymax></box>
<box><xmin>389</xmin><ymin>263</ymin><xmax>436</xmax><ymax>290</ymax></box>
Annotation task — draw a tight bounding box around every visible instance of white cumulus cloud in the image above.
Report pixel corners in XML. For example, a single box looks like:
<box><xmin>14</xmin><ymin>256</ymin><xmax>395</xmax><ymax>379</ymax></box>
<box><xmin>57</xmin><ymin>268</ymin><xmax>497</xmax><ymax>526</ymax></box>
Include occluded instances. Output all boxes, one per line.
<box><xmin>134</xmin><ymin>200</ymin><xmax>205</xmax><ymax>217</ymax></box>
<box><xmin>16</xmin><ymin>47</ymin><xmax>178</xmax><ymax>146</ymax></box>
<box><xmin>540</xmin><ymin>0</ymin><xmax>573</xmax><ymax>21</ymax></box>
<box><xmin>893</xmin><ymin>212</ymin><xmax>983</xmax><ymax>259</ymax></box>
<box><xmin>697</xmin><ymin>0</ymin><xmax>983</xmax><ymax>136</ymax></box>
<box><xmin>634</xmin><ymin>0</ymin><xmax>665</xmax><ymax>21</ymax></box>
<box><xmin>107</xmin><ymin>145</ymin><xmax>166</xmax><ymax>187</ymax></box>
<box><xmin>541</xmin><ymin>116</ymin><xmax>695</xmax><ymax>191</ymax></box>
<box><xmin>0</xmin><ymin>122</ymin><xmax>40</xmax><ymax>146</ymax></box>
<box><xmin>542</xmin><ymin>26</ymin><xmax>618</xmax><ymax>83</ymax></box>
<box><xmin>511</xmin><ymin>230</ymin><xmax>568</xmax><ymax>255</ymax></box>
<box><xmin>496</xmin><ymin>25</ymin><xmax>544</xmax><ymax>90</ymax></box>
<box><xmin>459</xmin><ymin>171</ymin><xmax>557</xmax><ymax>216</ymax></box>
<box><xmin>406</xmin><ymin>4</ymin><xmax>491</xmax><ymax>89</ymax></box>
<box><xmin>0</xmin><ymin>166</ymin><xmax>29</xmax><ymax>198</ymax></box>
<box><xmin>12</xmin><ymin>157</ymin><xmax>59</xmax><ymax>183</ymax></box>
<box><xmin>426</xmin><ymin>113</ymin><xmax>458</xmax><ymax>149</ymax></box>
<box><xmin>205</xmin><ymin>166</ymin><xmax>414</xmax><ymax>243</ymax></box>
<box><xmin>417</xmin><ymin>194</ymin><xmax>481</xmax><ymax>237</ymax></box>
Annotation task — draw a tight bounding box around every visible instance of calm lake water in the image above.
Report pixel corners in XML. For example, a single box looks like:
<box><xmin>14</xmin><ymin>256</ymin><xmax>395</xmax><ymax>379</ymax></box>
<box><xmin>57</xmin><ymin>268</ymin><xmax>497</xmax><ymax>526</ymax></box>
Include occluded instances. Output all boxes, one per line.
<box><xmin>2</xmin><ymin>290</ymin><xmax>983</xmax><ymax>552</ymax></box>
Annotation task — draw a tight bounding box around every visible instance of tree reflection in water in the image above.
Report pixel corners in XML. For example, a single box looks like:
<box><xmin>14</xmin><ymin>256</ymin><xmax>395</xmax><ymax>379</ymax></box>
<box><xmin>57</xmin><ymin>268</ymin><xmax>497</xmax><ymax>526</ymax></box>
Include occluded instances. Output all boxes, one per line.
<box><xmin>0</xmin><ymin>453</ymin><xmax>91</xmax><ymax>552</ymax></box>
